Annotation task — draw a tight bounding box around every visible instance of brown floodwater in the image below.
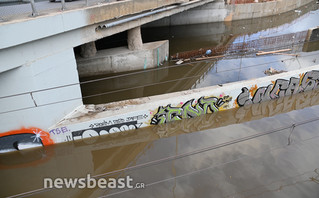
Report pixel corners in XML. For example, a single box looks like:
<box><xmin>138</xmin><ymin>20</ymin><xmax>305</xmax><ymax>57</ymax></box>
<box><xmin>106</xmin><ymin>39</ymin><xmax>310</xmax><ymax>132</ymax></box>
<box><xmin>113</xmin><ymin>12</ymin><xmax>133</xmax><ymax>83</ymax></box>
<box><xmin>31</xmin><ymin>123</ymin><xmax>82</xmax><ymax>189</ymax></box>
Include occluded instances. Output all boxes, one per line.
<box><xmin>1</xmin><ymin>89</ymin><xmax>319</xmax><ymax>198</ymax></box>
<box><xmin>2</xmin><ymin>2</ymin><xmax>319</xmax><ymax>198</ymax></box>
<box><xmin>80</xmin><ymin>1</ymin><xmax>319</xmax><ymax>105</ymax></box>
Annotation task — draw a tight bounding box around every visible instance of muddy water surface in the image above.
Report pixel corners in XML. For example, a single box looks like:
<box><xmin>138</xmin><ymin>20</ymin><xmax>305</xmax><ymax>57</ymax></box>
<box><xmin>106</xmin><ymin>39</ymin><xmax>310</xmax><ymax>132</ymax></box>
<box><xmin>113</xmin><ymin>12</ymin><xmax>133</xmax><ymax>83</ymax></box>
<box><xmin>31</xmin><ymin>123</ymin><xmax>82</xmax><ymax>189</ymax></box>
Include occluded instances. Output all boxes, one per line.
<box><xmin>1</xmin><ymin>2</ymin><xmax>319</xmax><ymax>198</ymax></box>
<box><xmin>1</xmin><ymin>90</ymin><xmax>319</xmax><ymax>197</ymax></box>
<box><xmin>81</xmin><ymin>2</ymin><xmax>319</xmax><ymax>105</ymax></box>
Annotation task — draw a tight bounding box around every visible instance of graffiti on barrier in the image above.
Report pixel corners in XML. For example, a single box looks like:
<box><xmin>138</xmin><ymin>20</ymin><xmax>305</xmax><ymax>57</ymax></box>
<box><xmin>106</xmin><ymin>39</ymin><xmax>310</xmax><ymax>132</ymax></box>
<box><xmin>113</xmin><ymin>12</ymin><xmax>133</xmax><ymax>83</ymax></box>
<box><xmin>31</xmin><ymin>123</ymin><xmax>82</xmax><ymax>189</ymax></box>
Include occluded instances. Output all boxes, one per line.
<box><xmin>48</xmin><ymin>113</ymin><xmax>150</xmax><ymax>142</ymax></box>
<box><xmin>49</xmin><ymin>126</ymin><xmax>70</xmax><ymax>135</ymax></box>
<box><xmin>150</xmin><ymin>96</ymin><xmax>231</xmax><ymax>125</ymax></box>
<box><xmin>237</xmin><ymin>70</ymin><xmax>319</xmax><ymax>106</ymax></box>
<box><xmin>153</xmin><ymin>88</ymin><xmax>319</xmax><ymax>138</ymax></box>
<box><xmin>87</xmin><ymin>114</ymin><xmax>148</xmax><ymax>129</ymax></box>
<box><xmin>0</xmin><ymin>128</ymin><xmax>54</xmax><ymax>153</ymax></box>
<box><xmin>71</xmin><ymin>121</ymin><xmax>143</xmax><ymax>141</ymax></box>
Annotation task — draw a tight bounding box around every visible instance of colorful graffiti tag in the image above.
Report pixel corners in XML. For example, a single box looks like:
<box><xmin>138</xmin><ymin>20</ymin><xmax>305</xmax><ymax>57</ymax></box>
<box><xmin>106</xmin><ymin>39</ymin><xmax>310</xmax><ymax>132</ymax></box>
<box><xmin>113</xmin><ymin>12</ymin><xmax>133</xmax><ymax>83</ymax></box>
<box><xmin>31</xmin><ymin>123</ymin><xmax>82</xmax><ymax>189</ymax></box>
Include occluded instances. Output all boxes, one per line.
<box><xmin>237</xmin><ymin>70</ymin><xmax>319</xmax><ymax>106</ymax></box>
<box><xmin>0</xmin><ymin>128</ymin><xmax>54</xmax><ymax>153</ymax></box>
<box><xmin>151</xmin><ymin>96</ymin><xmax>231</xmax><ymax>125</ymax></box>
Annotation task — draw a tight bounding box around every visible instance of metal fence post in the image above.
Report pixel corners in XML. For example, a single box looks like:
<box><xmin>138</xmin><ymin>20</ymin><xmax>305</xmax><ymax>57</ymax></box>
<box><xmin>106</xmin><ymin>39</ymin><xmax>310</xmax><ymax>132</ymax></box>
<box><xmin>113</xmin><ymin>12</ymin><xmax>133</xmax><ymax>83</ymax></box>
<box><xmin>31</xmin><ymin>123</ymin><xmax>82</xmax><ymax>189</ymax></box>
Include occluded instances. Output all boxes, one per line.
<box><xmin>61</xmin><ymin>0</ymin><xmax>66</xmax><ymax>11</ymax></box>
<box><xmin>30</xmin><ymin>0</ymin><xmax>39</xmax><ymax>16</ymax></box>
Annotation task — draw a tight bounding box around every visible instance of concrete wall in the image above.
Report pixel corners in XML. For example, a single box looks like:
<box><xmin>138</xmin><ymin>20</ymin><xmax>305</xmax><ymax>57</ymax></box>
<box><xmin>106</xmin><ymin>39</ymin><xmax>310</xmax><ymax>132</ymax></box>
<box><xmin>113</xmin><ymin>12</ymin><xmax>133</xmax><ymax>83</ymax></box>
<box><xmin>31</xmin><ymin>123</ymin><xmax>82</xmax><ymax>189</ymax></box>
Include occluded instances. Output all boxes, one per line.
<box><xmin>225</xmin><ymin>0</ymin><xmax>314</xmax><ymax>21</ymax></box>
<box><xmin>0</xmin><ymin>48</ymin><xmax>82</xmax><ymax>129</ymax></box>
<box><xmin>147</xmin><ymin>0</ymin><xmax>314</xmax><ymax>26</ymax></box>
<box><xmin>48</xmin><ymin>64</ymin><xmax>319</xmax><ymax>144</ymax></box>
<box><xmin>0</xmin><ymin>48</ymin><xmax>82</xmax><ymax>152</ymax></box>
<box><xmin>77</xmin><ymin>40</ymin><xmax>169</xmax><ymax>77</ymax></box>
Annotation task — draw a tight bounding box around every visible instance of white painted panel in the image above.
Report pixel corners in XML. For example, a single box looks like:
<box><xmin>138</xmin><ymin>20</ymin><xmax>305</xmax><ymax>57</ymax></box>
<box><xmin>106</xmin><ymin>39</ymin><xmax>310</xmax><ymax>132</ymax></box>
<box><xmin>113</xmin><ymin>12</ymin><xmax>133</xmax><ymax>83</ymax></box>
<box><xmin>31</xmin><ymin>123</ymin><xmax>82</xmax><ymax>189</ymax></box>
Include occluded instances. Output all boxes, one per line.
<box><xmin>0</xmin><ymin>48</ymin><xmax>83</xmax><ymax>132</ymax></box>
<box><xmin>0</xmin><ymin>94</ymin><xmax>35</xmax><ymax>114</ymax></box>
<box><xmin>0</xmin><ymin>66</ymin><xmax>33</xmax><ymax>97</ymax></box>
<box><xmin>32</xmin><ymin>85</ymin><xmax>82</xmax><ymax>106</ymax></box>
<box><xmin>0</xmin><ymin>99</ymin><xmax>82</xmax><ymax>132</ymax></box>
<box><xmin>0</xmin><ymin>14</ymin><xmax>65</xmax><ymax>49</ymax></box>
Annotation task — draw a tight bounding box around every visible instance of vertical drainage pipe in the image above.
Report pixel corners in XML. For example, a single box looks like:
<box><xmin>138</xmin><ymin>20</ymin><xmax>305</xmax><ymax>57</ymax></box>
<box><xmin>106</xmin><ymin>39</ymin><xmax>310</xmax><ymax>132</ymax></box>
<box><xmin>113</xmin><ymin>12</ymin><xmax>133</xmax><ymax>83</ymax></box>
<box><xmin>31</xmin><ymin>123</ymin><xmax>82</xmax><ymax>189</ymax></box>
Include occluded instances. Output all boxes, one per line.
<box><xmin>157</xmin><ymin>48</ymin><xmax>159</xmax><ymax>67</ymax></box>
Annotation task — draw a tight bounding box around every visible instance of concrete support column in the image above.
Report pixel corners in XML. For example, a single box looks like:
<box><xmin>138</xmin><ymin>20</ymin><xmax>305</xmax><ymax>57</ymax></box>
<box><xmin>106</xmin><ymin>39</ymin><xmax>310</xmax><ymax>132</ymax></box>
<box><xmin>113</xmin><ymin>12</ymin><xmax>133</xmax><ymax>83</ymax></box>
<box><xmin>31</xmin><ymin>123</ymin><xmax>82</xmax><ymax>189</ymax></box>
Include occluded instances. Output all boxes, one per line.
<box><xmin>127</xmin><ymin>26</ymin><xmax>143</xmax><ymax>51</ymax></box>
<box><xmin>80</xmin><ymin>41</ymin><xmax>97</xmax><ymax>58</ymax></box>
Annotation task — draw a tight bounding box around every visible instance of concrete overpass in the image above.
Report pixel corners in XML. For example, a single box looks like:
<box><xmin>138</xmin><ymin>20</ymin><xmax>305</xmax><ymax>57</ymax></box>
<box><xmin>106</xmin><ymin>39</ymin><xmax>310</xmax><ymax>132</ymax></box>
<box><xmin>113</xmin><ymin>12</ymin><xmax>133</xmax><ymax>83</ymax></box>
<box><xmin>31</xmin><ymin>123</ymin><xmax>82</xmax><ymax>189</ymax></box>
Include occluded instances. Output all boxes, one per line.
<box><xmin>0</xmin><ymin>0</ymin><xmax>215</xmax><ymax>72</ymax></box>
<box><xmin>0</xmin><ymin>0</ymin><xmax>216</xmax><ymax>151</ymax></box>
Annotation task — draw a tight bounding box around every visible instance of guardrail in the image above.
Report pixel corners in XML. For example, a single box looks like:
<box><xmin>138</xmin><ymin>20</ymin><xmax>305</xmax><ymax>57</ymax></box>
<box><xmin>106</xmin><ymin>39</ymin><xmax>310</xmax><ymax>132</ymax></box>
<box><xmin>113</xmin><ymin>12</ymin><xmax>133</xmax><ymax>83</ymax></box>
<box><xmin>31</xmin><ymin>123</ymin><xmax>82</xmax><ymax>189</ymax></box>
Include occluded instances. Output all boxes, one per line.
<box><xmin>33</xmin><ymin>0</ymin><xmax>112</xmax><ymax>16</ymax></box>
<box><xmin>0</xmin><ymin>0</ymin><xmax>118</xmax><ymax>21</ymax></box>
<box><xmin>226</xmin><ymin>0</ymin><xmax>275</xmax><ymax>4</ymax></box>
<box><xmin>0</xmin><ymin>0</ymin><xmax>190</xmax><ymax>22</ymax></box>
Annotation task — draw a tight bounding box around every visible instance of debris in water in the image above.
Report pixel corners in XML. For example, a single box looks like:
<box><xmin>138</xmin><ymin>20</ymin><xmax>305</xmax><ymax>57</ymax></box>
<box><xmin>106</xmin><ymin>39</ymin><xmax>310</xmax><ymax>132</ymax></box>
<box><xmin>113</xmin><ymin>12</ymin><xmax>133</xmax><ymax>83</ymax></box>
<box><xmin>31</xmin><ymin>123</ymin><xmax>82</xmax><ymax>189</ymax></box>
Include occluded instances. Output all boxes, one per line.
<box><xmin>256</xmin><ymin>49</ymin><xmax>292</xmax><ymax>56</ymax></box>
<box><xmin>264</xmin><ymin>67</ymin><xmax>286</xmax><ymax>76</ymax></box>
<box><xmin>195</xmin><ymin>55</ymin><xmax>225</xmax><ymax>61</ymax></box>
<box><xmin>206</xmin><ymin>49</ymin><xmax>212</xmax><ymax>55</ymax></box>
<box><xmin>175</xmin><ymin>60</ymin><xmax>184</xmax><ymax>65</ymax></box>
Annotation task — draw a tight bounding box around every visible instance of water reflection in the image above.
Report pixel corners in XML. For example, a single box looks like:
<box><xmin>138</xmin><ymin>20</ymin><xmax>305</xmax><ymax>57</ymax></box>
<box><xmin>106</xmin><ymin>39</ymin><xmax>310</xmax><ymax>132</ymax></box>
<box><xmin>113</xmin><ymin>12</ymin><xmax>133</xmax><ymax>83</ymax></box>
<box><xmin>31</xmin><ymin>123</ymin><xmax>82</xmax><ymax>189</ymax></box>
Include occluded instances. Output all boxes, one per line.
<box><xmin>81</xmin><ymin>2</ymin><xmax>319</xmax><ymax>105</ymax></box>
<box><xmin>1</xmin><ymin>89</ymin><xmax>319</xmax><ymax>197</ymax></box>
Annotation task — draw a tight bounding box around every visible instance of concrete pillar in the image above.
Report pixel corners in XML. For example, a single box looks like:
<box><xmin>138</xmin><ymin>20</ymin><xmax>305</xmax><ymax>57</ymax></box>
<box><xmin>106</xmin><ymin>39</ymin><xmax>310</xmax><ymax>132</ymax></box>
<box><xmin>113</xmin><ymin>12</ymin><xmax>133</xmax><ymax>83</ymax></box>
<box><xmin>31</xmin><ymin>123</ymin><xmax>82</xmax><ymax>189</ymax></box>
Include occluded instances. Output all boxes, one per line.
<box><xmin>80</xmin><ymin>41</ymin><xmax>97</xmax><ymax>58</ymax></box>
<box><xmin>127</xmin><ymin>26</ymin><xmax>143</xmax><ymax>51</ymax></box>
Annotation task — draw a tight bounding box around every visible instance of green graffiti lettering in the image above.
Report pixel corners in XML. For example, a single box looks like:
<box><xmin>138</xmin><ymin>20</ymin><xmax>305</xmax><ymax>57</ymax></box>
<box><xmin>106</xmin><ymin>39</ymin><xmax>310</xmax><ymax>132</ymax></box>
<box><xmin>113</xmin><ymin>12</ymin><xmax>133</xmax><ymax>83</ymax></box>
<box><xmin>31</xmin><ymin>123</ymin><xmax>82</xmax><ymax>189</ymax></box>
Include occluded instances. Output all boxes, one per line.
<box><xmin>151</xmin><ymin>96</ymin><xmax>231</xmax><ymax>125</ymax></box>
<box><xmin>182</xmin><ymin>100</ymin><xmax>205</xmax><ymax>118</ymax></box>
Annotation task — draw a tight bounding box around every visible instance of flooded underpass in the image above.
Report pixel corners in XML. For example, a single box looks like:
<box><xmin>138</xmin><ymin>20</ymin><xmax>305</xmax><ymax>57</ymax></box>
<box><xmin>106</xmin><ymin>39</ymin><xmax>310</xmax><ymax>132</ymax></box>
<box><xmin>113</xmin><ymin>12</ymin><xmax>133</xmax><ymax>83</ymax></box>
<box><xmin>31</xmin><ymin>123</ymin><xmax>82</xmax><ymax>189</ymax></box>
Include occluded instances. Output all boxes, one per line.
<box><xmin>2</xmin><ymin>1</ymin><xmax>319</xmax><ymax>198</ymax></box>
<box><xmin>80</xmin><ymin>2</ymin><xmax>319</xmax><ymax>105</ymax></box>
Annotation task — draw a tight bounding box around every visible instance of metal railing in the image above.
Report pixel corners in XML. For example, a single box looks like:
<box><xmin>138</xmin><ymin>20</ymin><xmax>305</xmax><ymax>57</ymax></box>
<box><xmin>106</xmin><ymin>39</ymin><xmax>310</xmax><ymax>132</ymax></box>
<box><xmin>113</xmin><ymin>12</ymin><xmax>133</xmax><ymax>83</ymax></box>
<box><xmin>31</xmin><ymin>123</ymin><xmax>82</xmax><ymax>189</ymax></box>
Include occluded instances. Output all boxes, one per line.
<box><xmin>0</xmin><ymin>0</ymin><xmax>117</xmax><ymax>21</ymax></box>
<box><xmin>225</xmin><ymin>0</ymin><xmax>276</xmax><ymax>4</ymax></box>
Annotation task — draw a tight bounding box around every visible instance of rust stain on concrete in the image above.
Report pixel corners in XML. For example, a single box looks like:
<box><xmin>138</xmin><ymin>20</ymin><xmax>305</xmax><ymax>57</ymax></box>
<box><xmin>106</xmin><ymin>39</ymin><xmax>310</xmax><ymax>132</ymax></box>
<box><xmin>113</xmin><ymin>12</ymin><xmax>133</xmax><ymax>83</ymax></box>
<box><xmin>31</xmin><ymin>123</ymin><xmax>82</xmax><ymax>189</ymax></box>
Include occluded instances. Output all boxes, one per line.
<box><xmin>224</xmin><ymin>12</ymin><xmax>233</xmax><ymax>22</ymax></box>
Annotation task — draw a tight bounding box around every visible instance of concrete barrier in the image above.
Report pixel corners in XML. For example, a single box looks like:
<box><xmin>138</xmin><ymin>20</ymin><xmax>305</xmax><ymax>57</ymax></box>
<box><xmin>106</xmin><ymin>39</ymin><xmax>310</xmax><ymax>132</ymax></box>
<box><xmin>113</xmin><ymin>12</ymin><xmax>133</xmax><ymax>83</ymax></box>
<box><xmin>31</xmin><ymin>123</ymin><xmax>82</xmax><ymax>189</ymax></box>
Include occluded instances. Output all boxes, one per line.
<box><xmin>49</xmin><ymin>64</ymin><xmax>319</xmax><ymax>144</ymax></box>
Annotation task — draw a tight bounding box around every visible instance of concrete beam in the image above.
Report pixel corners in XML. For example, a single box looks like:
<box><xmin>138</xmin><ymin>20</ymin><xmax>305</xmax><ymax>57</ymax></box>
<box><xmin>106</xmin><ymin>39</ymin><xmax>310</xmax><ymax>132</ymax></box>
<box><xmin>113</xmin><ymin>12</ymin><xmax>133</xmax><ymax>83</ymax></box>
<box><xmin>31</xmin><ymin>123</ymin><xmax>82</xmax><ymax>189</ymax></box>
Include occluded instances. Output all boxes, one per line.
<box><xmin>80</xmin><ymin>41</ymin><xmax>97</xmax><ymax>58</ymax></box>
<box><xmin>77</xmin><ymin>40</ymin><xmax>169</xmax><ymax>76</ymax></box>
<box><xmin>127</xmin><ymin>26</ymin><xmax>143</xmax><ymax>51</ymax></box>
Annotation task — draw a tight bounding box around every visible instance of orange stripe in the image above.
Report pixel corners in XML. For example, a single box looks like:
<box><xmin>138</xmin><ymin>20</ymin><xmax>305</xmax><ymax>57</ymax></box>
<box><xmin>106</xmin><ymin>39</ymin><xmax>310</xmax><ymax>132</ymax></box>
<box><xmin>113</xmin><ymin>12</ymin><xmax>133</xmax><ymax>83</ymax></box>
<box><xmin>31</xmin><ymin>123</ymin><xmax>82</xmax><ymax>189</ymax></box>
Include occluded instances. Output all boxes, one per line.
<box><xmin>0</xmin><ymin>127</ymin><xmax>54</xmax><ymax>146</ymax></box>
